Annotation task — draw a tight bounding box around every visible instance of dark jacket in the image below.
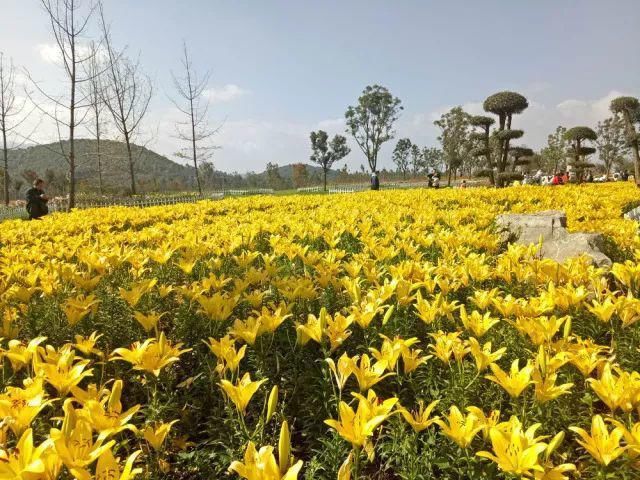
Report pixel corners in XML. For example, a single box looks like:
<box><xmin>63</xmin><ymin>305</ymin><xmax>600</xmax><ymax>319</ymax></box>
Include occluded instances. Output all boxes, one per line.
<box><xmin>26</xmin><ymin>187</ymin><xmax>49</xmax><ymax>219</ymax></box>
<box><xmin>371</xmin><ymin>174</ymin><xmax>380</xmax><ymax>190</ymax></box>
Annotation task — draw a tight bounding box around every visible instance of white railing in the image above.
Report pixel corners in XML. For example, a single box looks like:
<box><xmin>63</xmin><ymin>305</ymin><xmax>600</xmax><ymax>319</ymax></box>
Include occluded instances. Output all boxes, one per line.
<box><xmin>296</xmin><ymin>186</ymin><xmax>324</xmax><ymax>193</ymax></box>
<box><xmin>328</xmin><ymin>181</ymin><xmax>431</xmax><ymax>193</ymax></box>
<box><xmin>220</xmin><ymin>189</ymin><xmax>274</xmax><ymax>196</ymax></box>
<box><xmin>0</xmin><ymin>193</ymin><xmax>225</xmax><ymax>221</ymax></box>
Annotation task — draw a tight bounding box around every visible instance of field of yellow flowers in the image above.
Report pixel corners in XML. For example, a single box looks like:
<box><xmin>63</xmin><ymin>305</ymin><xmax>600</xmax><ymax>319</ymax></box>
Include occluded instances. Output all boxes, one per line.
<box><xmin>1</xmin><ymin>183</ymin><xmax>640</xmax><ymax>479</ymax></box>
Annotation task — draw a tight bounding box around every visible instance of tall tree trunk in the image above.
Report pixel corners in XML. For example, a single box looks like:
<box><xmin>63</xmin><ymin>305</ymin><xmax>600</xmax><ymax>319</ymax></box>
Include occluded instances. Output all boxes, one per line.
<box><xmin>125</xmin><ymin>135</ymin><xmax>136</xmax><ymax>195</ymax></box>
<box><xmin>96</xmin><ymin>115</ymin><xmax>103</xmax><ymax>195</ymax></box>
<box><xmin>2</xmin><ymin>123</ymin><xmax>8</xmax><ymax>205</ymax></box>
<box><xmin>323</xmin><ymin>167</ymin><xmax>327</xmax><ymax>192</ymax></box>
<box><xmin>622</xmin><ymin>111</ymin><xmax>640</xmax><ymax>186</ymax></box>
<box><xmin>190</xmin><ymin>97</ymin><xmax>202</xmax><ymax>195</ymax></box>
<box><xmin>68</xmin><ymin>82</ymin><xmax>76</xmax><ymax>210</ymax></box>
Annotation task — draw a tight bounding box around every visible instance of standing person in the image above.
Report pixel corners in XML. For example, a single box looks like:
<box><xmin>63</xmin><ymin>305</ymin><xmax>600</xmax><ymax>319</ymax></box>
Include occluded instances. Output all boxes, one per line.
<box><xmin>371</xmin><ymin>171</ymin><xmax>380</xmax><ymax>191</ymax></box>
<box><xmin>427</xmin><ymin>173</ymin><xmax>434</xmax><ymax>188</ymax></box>
<box><xmin>561</xmin><ymin>172</ymin><xmax>569</xmax><ymax>184</ymax></box>
<box><xmin>459</xmin><ymin>180</ymin><xmax>468</xmax><ymax>189</ymax></box>
<box><xmin>552</xmin><ymin>173</ymin><xmax>561</xmax><ymax>186</ymax></box>
<box><xmin>433</xmin><ymin>174</ymin><xmax>440</xmax><ymax>189</ymax></box>
<box><xmin>26</xmin><ymin>179</ymin><xmax>49</xmax><ymax>220</ymax></box>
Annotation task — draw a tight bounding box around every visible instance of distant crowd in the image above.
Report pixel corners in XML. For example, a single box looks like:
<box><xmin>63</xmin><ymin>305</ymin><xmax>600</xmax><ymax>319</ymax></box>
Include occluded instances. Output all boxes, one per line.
<box><xmin>520</xmin><ymin>168</ymin><xmax>631</xmax><ymax>186</ymax></box>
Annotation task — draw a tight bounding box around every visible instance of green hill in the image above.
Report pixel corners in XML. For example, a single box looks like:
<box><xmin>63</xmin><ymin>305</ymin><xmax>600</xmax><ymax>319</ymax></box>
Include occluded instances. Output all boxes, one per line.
<box><xmin>6</xmin><ymin>139</ymin><xmax>196</xmax><ymax>194</ymax></box>
<box><xmin>3</xmin><ymin>139</ymin><xmax>351</xmax><ymax>197</ymax></box>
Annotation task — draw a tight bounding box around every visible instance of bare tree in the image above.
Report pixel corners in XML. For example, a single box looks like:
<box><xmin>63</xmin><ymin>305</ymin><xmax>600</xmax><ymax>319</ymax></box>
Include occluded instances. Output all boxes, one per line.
<box><xmin>0</xmin><ymin>53</ymin><xmax>33</xmax><ymax>205</ymax></box>
<box><xmin>171</xmin><ymin>42</ymin><xmax>219</xmax><ymax>195</ymax></box>
<box><xmin>27</xmin><ymin>0</ymin><xmax>101</xmax><ymax>209</ymax></box>
<box><xmin>83</xmin><ymin>41</ymin><xmax>107</xmax><ymax>194</ymax></box>
<box><xmin>100</xmin><ymin>5</ymin><xmax>152</xmax><ymax>195</ymax></box>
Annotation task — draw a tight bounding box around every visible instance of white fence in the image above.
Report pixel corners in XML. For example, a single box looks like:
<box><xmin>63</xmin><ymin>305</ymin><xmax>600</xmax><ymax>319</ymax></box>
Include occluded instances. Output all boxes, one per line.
<box><xmin>1</xmin><ymin>182</ymin><xmax>440</xmax><ymax>221</ymax></box>
<box><xmin>296</xmin><ymin>186</ymin><xmax>324</xmax><ymax>193</ymax></box>
<box><xmin>0</xmin><ymin>189</ymin><xmax>283</xmax><ymax>221</ymax></box>
<box><xmin>328</xmin><ymin>181</ymin><xmax>430</xmax><ymax>193</ymax></box>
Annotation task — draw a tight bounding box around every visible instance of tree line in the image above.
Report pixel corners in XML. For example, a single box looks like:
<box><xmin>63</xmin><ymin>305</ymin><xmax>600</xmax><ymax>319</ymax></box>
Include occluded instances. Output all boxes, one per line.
<box><xmin>306</xmin><ymin>85</ymin><xmax>640</xmax><ymax>190</ymax></box>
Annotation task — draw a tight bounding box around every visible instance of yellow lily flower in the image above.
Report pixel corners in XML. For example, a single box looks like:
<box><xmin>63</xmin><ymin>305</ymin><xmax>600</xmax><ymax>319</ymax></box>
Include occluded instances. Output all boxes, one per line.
<box><xmin>0</xmin><ymin>377</ymin><xmax>52</xmax><ymax>436</ymax></box>
<box><xmin>143</xmin><ymin>420</ymin><xmax>179</xmax><ymax>451</ymax></box>
<box><xmin>34</xmin><ymin>348</ymin><xmax>93</xmax><ymax>396</ymax></box>
<box><xmin>51</xmin><ymin>400</ymin><xmax>115</xmax><ymax>480</ymax></box>
<box><xmin>325</xmin><ymin>353</ymin><xmax>353</xmax><ymax>391</ymax></box>
<box><xmin>348</xmin><ymin>354</ymin><xmax>394</xmax><ymax>392</ymax></box>
<box><xmin>587</xmin><ymin>297</ymin><xmax>617</xmax><ymax>323</ymax></box>
<box><xmin>219</xmin><ymin>372</ymin><xmax>267</xmax><ymax>414</ymax></box>
<box><xmin>485</xmin><ymin>359</ymin><xmax>534</xmax><ymax>398</ymax></box>
<box><xmin>476</xmin><ymin>417</ymin><xmax>547</xmax><ymax>477</ymax></box>
<box><xmin>204</xmin><ymin>335</ymin><xmax>246</xmax><ymax>374</ymax></box>
<box><xmin>0</xmin><ymin>428</ymin><xmax>49</xmax><ymax>479</ymax></box>
<box><xmin>468</xmin><ymin>338</ymin><xmax>506</xmax><ymax>372</ymax></box>
<box><xmin>133</xmin><ymin>310</ymin><xmax>164</xmax><ymax>332</ymax></box>
<box><xmin>228</xmin><ymin>440</ymin><xmax>303</xmax><ymax>480</ymax></box>
<box><xmin>466</xmin><ymin>406</ymin><xmax>500</xmax><ymax>440</ymax></box>
<box><xmin>587</xmin><ymin>362</ymin><xmax>636</xmax><ymax>413</ymax></box>
<box><xmin>325</xmin><ymin>312</ymin><xmax>353</xmax><ymax>352</ymax></box>
<box><xmin>615</xmin><ymin>292</ymin><xmax>640</xmax><ymax>328</ymax></box>
<box><xmin>95</xmin><ymin>449</ymin><xmax>143</xmax><ymax>480</ymax></box>
<box><xmin>295</xmin><ymin>310</ymin><xmax>325</xmax><ymax>346</ymax></box>
<box><xmin>533</xmin><ymin>370</ymin><xmax>574</xmax><ymax>404</ymax></box>
<box><xmin>414</xmin><ymin>291</ymin><xmax>441</xmax><ymax>324</ymax></box>
<box><xmin>369</xmin><ymin>335</ymin><xmax>418</xmax><ymax>371</ymax></box>
<box><xmin>567</xmin><ymin>339</ymin><xmax>608</xmax><ymax>377</ymax></box>
<box><xmin>257</xmin><ymin>304</ymin><xmax>292</xmax><ymax>335</ymax></box>
<box><xmin>401</xmin><ymin>347</ymin><xmax>431</xmax><ymax>374</ymax></box>
<box><xmin>111</xmin><ymin>332</ymin><xmax>190</xmax><ymax>377</ymax></box>
<box><xmin>512</xmin><ymin>315</ymin><xmax>569</xmax><ymax>346</ymax></box>
<box><xmin>469</xmin><ymin>288</ymin><xmax>501</xmax><ymax>311</ymax></box>
<box><xmin>324</xmin><ymin>390</ymin><xmax>397</xmax><ymax>448</ymax></box>
<box><xmin>73</xmin><ymin>331</ymin><xmax>104</xmax><ymax>357</ymax></box>
<box><xmin>569</xmin><ymin>415</ymin><xmax>626</xmax><ymax>466</ymax></box>
<box><xmin>459</xmin><ymin>306</ymin><xmax>500</xmax><ymax>337</ymax></box>
<box><xmin>428</xmin><ymin>331</ymin><xmax>466</xmax><ymax>365</ymax></box>
<box><xmin>230</xmin><ymin>316</ymin><xmax>263</xmax><ymax>345</ymax></box>
<box><xmin>610</xmin><ymin>420</ymin><xmax>640</xmax><ymax>458</ymax></box>
<box><xmin>62</xmin><ymin>294</ymin><xmax>100</xmax><ymax>326</ymax></box>
<box><xmin>3</xmin><ymin>336</ymin><xmax>47</xmax><ymax>372</ymax></box>
<box><xmin>196</xmin><ymin>292</ymin><xmax>239</xmax><ymax>322</ymax></box>
<box><xmin>82</xmin><ymin>380</ymin><xmax>140</xmax><ymax>438</ymax></box>
<box><xmin>337</xmin><ymin>452</ymin><xmax>353</xmax><ymax>480</ymax></box>
<box><xmin>434</xmin><ymin>406</ymin><xmax>482</xmax><ymax>448</ymax></box>
<box><xmin>118</xmin><ymin>279</ymin><xmax>156</xmax><ymax>308</ymax></box>
<box><xmin>398</xmin><ymin>399</ymin><xmax>440</xmax><ymax>432</ymax></box>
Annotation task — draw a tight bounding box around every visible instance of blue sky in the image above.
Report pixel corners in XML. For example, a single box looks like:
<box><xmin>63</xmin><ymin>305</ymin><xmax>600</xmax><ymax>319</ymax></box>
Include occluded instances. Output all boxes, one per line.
<box><xmin>2</xmin><ymin>0</ymin><xmax>639</xmax><ymax>172</ymax></box>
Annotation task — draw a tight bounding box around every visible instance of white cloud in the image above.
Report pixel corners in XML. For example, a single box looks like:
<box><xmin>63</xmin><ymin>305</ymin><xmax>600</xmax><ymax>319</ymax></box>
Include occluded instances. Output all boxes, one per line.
<box><xmin>203</xmin><ymin>84</ymin><xmax>249</xmax><ymax>103</ymax></box>
<box><xmin>36</xmin><ymin>43</ymin><xmax>62</xmax><ymax>64</ymax></box>
<box><xmin>35</xmin><ymin>42</ymin><xmax>109</xmax><ymax>66</ymax></box>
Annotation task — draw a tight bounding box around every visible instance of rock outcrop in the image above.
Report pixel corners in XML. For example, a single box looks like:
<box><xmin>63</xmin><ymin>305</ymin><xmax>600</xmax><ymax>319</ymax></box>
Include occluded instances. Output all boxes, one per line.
<box><xmin>496</xmin><ymin>210</ymin><xmax>611</xmax><ymax>267</ymax></box>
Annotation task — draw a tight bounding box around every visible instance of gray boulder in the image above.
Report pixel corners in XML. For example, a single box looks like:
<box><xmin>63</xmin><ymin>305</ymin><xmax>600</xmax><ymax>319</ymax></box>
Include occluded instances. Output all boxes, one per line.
<box><xmin>496</xmin><ymin>210</ymin><xmax>611</xmax><ymax>267</ymax></box>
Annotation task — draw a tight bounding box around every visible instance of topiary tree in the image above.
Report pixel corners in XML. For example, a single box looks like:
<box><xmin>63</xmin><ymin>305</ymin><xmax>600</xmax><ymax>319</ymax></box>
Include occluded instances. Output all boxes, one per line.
<box><xmin>610</xmin><ymin>96</ymin><xmax>640</xmax><ymax>186</ymax></box>
<box><xmin>565</xmin><ymin>126</ymin><xmax>597</xmax><ymax>182</ymax></box>
<box><xmin>509</xmin><ymin>146</ymin><xmax>534</xmax><ymax>172</ymax></box>
<box><xmin>469</xmin><ymin>115</ymin><xmax>495</xmax><ymax>184</ymax></box>
<box><xmin>483</xmin><ymin>91</ymin><xmax>528</xmax><ymax>186</ymax></box>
